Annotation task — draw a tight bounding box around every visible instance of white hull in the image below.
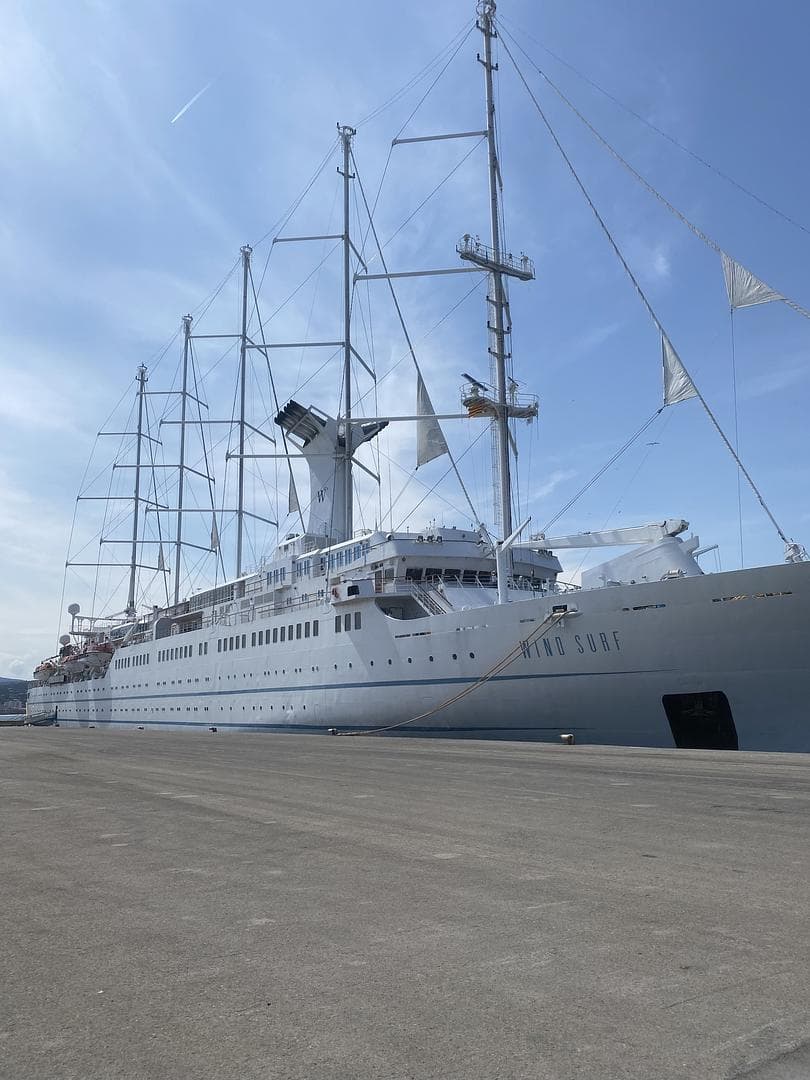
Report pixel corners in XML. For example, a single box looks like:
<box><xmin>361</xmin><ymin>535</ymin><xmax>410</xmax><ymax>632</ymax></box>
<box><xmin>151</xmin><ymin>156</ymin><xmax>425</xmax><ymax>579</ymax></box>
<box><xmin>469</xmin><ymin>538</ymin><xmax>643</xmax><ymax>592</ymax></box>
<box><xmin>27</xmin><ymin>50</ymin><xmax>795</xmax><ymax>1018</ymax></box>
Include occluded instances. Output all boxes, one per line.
<box><xmin>28</xmin><ymin>561</ymin><xmax>810</xmax><ymax>752</ymax></box>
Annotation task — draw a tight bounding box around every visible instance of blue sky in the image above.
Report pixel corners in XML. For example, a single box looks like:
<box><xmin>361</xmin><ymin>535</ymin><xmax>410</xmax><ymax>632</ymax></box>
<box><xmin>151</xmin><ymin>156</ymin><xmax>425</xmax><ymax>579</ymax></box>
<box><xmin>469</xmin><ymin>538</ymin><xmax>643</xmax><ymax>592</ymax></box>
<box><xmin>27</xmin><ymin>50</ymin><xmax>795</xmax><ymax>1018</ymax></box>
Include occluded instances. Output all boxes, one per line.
<box><xmin>2</xmin><ymin>0</ymin><xmax>809</xmax><ymax>677</ymax></box>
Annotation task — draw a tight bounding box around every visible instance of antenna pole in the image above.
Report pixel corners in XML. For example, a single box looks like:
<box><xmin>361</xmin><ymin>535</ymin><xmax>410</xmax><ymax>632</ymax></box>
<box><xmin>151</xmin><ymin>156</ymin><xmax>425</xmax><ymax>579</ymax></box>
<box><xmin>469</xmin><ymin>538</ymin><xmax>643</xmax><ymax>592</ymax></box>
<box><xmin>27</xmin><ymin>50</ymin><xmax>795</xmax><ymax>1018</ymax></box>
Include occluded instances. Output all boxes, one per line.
<box><xmin>236</xmin><ymin>245</ymin><xmax>252</xmax><ymax>576</ymax></box>
<box><xmin>339</xmin><ymin>124</ymin><xmax>356</xmax><ymax>542</ymax></box>
<box><xmin>174</xmin><ymin>314</ymin><xmax>193</xmax><ymax>604</ymax></box>
<box><xmin>126</xmin><ymin>364</ymin><xmax>148</xmax><ymax>617</ymax></box>
<box><xmin>478</xmin><ymin>0</ymin><xmax>513</xmax><ymax>540</ymax></box>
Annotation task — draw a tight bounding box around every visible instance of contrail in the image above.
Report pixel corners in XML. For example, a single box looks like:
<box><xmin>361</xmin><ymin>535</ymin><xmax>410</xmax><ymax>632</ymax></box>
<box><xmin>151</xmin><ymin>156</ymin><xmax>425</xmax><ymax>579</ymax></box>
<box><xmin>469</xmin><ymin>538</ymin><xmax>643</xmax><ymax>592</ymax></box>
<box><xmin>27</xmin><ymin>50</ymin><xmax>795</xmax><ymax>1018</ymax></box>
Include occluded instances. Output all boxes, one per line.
<box><xmin>170</xmin><ymin>80</ymin><xmax>214</xmax><ymax>124</ymax></box>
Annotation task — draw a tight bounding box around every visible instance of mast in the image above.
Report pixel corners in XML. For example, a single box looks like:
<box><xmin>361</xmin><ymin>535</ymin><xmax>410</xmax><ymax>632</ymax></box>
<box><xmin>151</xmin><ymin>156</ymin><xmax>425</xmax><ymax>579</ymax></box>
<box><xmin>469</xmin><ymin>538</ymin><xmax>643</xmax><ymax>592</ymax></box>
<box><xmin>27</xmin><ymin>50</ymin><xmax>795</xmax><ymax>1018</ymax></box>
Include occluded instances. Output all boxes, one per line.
<box><xmin>478</xmin><ymin>0</ymin><xmax>513</xmax><ymax>539</ymax></box>
<box><xmin>236</xmin><ymin>244</ymin><xmax>252</xmax><ymax>576</ymax></box>
<box><xmin>126</xmin><ymin>365</ymin><xmax>148</xmax><ymax>617</ymax></box>
<box><xmin>174</xmin><ymin>314</ymin><xmax>192</xmax><ymax>604</ymax></box>
<box><xmin>339</xmin><ymin>124</ymin><xmax>356</xmax><ymax>542</ymax></box>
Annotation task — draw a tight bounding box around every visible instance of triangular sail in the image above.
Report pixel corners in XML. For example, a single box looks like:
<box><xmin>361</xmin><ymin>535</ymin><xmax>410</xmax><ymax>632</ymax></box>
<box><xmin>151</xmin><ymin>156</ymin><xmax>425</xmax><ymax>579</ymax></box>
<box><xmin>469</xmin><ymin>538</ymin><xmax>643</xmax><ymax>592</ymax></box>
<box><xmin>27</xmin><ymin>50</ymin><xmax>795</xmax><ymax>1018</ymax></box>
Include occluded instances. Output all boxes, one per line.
<box><xmin>288</xmin><ymin>472</ymin><xmax>300</xmax><ymax>514</ymax></box>
<box><xmin>662</xmin><ymin>335</ymin><xmax>698</xmax><ymax>407</ymax></box>
<box><xmin>721</xmin><ymin>252</ymin><xmax>783</xmax><ymax>310</ymax></box>
<box><xmin>415</xmin><ymin>372</ymin><xmax>449</xmax><ymax>468</ymax></box>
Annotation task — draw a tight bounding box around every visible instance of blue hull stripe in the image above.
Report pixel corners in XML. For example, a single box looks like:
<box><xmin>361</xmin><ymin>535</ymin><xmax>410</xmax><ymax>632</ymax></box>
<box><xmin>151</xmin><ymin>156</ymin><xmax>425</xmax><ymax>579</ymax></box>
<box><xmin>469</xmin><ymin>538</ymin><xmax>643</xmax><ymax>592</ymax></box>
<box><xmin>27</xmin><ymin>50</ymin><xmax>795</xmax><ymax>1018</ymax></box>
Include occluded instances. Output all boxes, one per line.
<box><xmin>32</xmin><ymin>666</ymin><xmax>652</xmax><ymax>710</ymax></box>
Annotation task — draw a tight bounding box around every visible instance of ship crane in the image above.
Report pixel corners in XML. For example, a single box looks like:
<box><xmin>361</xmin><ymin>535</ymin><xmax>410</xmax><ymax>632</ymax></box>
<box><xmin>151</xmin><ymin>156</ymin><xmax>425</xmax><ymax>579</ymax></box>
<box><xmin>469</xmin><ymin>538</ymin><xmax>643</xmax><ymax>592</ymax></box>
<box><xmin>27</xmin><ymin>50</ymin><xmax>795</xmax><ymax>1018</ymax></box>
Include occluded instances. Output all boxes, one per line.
<box><xmin>533</xmin><ymin>519</ymin><xmax>689</xmax><ymax>550</ymax></box>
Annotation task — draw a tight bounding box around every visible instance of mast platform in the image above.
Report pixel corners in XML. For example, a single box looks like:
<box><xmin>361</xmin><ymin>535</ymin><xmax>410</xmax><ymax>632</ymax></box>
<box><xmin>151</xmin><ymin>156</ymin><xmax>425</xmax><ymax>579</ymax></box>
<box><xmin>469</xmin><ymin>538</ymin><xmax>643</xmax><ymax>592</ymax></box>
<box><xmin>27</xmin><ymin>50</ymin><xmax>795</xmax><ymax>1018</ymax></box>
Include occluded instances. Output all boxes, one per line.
<box><xmin>456</xmin><ymin>234</ymin><xmax>535</xmax><ymax>280</ymax></box>
<box><xmin>461</xmin><ymin>381</ymin><xmax>538</xmax><ymax>420</ymax></box>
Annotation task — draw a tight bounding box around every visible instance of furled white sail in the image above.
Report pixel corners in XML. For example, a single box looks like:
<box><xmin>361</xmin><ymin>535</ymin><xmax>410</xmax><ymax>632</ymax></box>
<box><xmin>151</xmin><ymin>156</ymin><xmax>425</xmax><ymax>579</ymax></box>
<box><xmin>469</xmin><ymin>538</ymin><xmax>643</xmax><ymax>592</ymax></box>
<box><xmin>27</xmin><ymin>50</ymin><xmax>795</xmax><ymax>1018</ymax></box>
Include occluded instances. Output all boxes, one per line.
<box><xmin>210</xmin><ymin>516</ymin><xmax>219</xmax><ymax>551</ymax></box>
<box><xmin>157</xmin><ymin>545</ymin><xmax>165</xmax><ymax>572</ymax></box>
<box><xmin>662</xmin><ymin>335</ymin><xmax>698</xmax><ymax>407</ymax></box>
<box><xmin>416</xmin><ymin>372</ymin><xmax>449</xmax><ymax>467</ymax></box>
<box><xmin>288</xmin><ymin>472</ymin><xmax>300</xmax><ymax>514</ymax></box>
<box><xmin>721</xmin><ymin>252</ymin><xmax>783</xmax><ymax>310</ymax></box>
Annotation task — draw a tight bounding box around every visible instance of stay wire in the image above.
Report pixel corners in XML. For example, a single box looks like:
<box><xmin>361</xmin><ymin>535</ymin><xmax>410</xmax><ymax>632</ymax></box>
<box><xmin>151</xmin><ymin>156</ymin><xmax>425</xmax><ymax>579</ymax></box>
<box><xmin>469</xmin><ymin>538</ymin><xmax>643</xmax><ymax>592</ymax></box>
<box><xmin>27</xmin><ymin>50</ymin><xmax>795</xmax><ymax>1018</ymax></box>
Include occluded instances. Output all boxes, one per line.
<box><xmin>499</xmin><ymin>15</ymin><xmax>810</xmax><ymax>240</ymax></box>
<box><xmin>501</xmin><ymin>28</ymin><xmax>810</xmax><ymax>322</ymax></box>
<box><xmin>730</xmin><ymin>310</ymin><xmax>744</xmax><ymax>568</ymax></box>
<box><xmin>351</xmin><ymin>149</ymin><xmax>484</xmax><ymax>531</ymax></box>
<box><xmin>247</xmin><ymin>264</ymin><xmax>307</xmax><ymax>536</ymax></box>
<box><xmin>500</xmin><ymin>35</ymin><xmax>793</xmax><ymax>550</ymax></box>
<box><xmin>357</xmin><ymin>19</ymin><xmax>474</xmax><ymax>128</ymax></box>
<box><xmin>540</xmin><ymin>410</ymin><xmax>663</xmax><ymax>536</ymax></box>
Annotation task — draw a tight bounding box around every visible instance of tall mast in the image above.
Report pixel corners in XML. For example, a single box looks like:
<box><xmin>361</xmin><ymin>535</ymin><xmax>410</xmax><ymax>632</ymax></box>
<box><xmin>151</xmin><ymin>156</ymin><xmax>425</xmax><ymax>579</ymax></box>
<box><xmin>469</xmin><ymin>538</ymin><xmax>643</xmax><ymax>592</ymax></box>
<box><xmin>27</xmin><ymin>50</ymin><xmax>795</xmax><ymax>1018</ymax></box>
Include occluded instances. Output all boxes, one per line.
<box><xmin>478</xmin><ymin>0</ymin><xmax>513</xmax><ymax>539</ymax></box>
<box><xmin>174</xmin><ymin>314</ymin><xmax>192</xmax><ymax>604</ymax></box>
<box><xmin>339</xmin><ymin>124</ymin><xmax>356</xmax><ymax>542</ymax></box>
<box><xmin>236</xmin><ymin>244</ymin><xmax>252</xmax><ymax>576</ymax></box>
<box><xmin>126</xmin><ymin>364</ymin><xmax>148</xmax><ymax>617</ymax></box>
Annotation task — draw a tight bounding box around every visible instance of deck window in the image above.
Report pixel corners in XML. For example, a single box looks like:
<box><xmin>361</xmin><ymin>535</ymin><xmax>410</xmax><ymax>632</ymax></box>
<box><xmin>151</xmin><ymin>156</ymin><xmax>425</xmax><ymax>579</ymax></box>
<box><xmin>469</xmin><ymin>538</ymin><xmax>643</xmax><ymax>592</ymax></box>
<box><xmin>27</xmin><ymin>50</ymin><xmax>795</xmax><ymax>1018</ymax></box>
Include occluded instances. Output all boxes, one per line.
<box><xmin>334</xmin><ymin>616</ymin><xmax>341</xmax><ymax>633</ymax></box>
<box><xmin>354</xmin><ymin>611</ymin><xmax>362</xmax><ymax>630</ymax></box>
<box><xmin>344</xmin><ymin>613</ymin><xmax>352</xmax><ymax>632</ymax></box>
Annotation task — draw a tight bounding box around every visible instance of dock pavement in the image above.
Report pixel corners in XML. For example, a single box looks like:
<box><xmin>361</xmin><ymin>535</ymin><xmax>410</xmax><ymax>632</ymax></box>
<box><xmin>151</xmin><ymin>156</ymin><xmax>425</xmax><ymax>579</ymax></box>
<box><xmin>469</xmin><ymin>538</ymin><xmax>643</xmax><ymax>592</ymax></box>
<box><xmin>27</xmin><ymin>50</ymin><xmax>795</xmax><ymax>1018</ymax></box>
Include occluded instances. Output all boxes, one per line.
<box><xmin>1</xmin><ymin>729</ymin><xmax>808</xmax><ymax>1079</ymax></box>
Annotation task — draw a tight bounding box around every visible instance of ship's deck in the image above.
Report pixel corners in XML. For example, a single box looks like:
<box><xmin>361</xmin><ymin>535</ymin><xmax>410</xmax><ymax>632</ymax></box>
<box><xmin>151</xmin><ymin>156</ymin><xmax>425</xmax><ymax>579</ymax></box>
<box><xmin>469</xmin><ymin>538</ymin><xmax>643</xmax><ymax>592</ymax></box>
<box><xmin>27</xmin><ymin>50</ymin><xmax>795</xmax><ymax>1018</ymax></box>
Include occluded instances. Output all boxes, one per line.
<box><xmin>1</xmin><ymin>730</ymin><xmax>808</xmax><ymax>1079</ymax></box>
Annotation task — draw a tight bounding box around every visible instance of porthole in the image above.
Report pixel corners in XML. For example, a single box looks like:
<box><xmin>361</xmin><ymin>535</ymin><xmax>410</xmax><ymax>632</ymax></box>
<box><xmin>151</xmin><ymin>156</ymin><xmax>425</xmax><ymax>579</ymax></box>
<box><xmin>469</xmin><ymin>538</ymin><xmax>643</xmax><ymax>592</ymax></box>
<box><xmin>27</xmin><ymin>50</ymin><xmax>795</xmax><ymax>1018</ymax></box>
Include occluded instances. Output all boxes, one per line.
<box><xmin>469</xmin><ymin>652</ymin><xmax>475</xmax><ymax>659</ymax></box>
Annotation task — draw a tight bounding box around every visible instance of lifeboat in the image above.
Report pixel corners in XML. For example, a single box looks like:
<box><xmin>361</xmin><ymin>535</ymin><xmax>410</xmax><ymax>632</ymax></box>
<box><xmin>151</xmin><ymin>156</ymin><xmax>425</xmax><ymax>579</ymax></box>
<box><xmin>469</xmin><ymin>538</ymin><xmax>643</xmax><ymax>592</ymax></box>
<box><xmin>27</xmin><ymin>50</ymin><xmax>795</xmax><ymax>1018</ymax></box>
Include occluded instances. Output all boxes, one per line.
<box><xmin>33</xmin><ymin>661</ymin><xmax>57</xmax><ymax>683</ymax></box>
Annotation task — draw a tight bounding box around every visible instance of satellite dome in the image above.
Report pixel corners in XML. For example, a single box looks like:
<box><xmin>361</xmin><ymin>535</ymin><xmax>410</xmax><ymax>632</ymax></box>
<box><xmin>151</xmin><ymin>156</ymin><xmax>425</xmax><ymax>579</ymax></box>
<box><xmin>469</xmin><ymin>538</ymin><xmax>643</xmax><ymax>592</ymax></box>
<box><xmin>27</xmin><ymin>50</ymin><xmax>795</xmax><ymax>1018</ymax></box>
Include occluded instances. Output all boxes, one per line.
<box><xmin>67</xmin><ymin>603</ymin><xmax>80</xmax><ymax>615</ymax></box>
<box><xmin>59</xmin><ymin>634</ymin><xmax>71</xmax><ymax>646</ymax></box>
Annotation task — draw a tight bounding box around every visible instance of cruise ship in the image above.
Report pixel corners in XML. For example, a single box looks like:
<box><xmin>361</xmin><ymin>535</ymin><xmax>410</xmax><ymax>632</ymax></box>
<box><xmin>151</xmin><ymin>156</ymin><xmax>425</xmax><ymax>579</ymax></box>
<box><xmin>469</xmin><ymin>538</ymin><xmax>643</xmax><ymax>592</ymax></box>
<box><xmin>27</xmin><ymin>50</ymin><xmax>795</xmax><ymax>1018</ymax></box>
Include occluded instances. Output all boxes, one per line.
<box><xmin>27</xmin><ymin>2</ymin><xmax>809</xmax><ymax>750</ymax></box>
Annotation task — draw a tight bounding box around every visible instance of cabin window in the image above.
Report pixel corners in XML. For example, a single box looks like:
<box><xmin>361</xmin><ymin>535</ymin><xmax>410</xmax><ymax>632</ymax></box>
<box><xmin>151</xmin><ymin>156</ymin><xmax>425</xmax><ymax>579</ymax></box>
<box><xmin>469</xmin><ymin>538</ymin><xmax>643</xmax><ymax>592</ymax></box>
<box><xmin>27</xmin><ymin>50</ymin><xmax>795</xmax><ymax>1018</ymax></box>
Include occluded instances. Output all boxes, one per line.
<box><xmin>258</xmin><ymin>631</ymin><xmax>263</xmax><ymax>646</ymax></box>
<box><xmin>334</xmin><ymin>616</ymin><xmax>341</xmax><ymax>633</ymax></box>
<box><xmin>229</xmin><ymin>636</ymin><xmax>234</xmax><ymax>650</ymax></box>
<box><xmin>272</xmin><ymin>628</ymin><xmax>278</xmax><ymax>644</ymax></box>
<box><xmin>425</xmin><ymin>568</ymin><xmax>442</xmax><ymax>582</ymax></box>
<box><xmin>280</xmin><ymin>627</ymin><xmax>286</xmax><ymax>642</ymax></box>
<box><xmin>241</xmin><ymin>634</ymin><xmax>246</xmax><ymax>648</ymax></box>
<box><xmin>354</xmin><ymin>612</ymin><xmax>362</xmax><ymax>630</ymax></box>
<box><xmin>251</xmin><ymin>632</ymin><xmax>256</xmax><ymax>647</ymax></box>
<box><xmin>405</xmin><ymin>567</ymin><xmax>423</xmax><ymax>581</ymax></box>
<box><xmin>344</xmin><ymin>613</ymin><xmax>352</xmax><ymax>632</ymax></box>
<box><xmin>313</xmin><ymin>620</ymin><xmax>319</xmax><ymax>637</ymax></box>
<box><xmin>295</xmin><ymin>623</ymin><xmax>301</xmax><ymax>640</ymax></box>
<box><xmin>288</xmin><ymin>624</ymin><xmax>293</xmax><ymax>640</ymax></box>
<box><xmin>217</xmin><ymin>640</ymin><xmax>222</xmax><ymax>653</ymax></box>
<box><xmin>304</xmin><ymin>622</ymin><xmax>310</xmax><ymax>639</ymax></box>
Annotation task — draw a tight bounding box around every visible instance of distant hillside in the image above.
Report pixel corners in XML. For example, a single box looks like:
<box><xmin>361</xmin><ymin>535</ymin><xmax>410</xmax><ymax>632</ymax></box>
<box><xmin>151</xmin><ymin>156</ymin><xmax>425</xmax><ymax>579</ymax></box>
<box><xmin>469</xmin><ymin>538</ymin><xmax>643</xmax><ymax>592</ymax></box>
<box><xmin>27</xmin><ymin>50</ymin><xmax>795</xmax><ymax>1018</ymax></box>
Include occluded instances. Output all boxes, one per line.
<box><xmin>0</xmin><ymin>677</ymin><xmax>28</xmax><ymax>712</ymax></box>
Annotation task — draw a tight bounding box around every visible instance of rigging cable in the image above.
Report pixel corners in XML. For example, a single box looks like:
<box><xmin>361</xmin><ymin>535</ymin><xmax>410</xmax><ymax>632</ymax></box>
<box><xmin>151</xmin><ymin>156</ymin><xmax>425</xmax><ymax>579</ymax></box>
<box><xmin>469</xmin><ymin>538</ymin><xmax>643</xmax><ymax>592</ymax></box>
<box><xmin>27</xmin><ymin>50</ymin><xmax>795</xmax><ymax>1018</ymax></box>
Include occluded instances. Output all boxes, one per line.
<box><xmin>500</xmin><ymin>34</ymin><xmax>795</xmax><ymax>551</ymax></box>
<box><xmin>501</xmin><ymin>28</ymin><xmax>810</xmax><ymax>323</ymax></box>
<box><xmin>730</xmin><ymin>309</ymin><xmax>744</xmax><ymax>568</ymax></box>
<box><xmin>391</xmin><ymin>424</ymin><xmax>491</xmax><ymax>532</ymax></box>
<box><xmin>247</xmin><ymin>264</ymin><xmax>307</xmax><ymax>536</ymax></box>
<box><xmin>499</xmin><ymin>15</ymin><xmax>810</xmax><ymax>240</ymax></box>
<box><xmin>540</xmin><ymin>410</ymin><xmax>663</xmax><ymax>536</ymax></box>
<box><xmin>359</xmin><ymin>22</ymin><xmax>476</xmax><ymax>260</ymax></box>
<box><xmin>351</xmin><ymin>150</ymin><xmax>485</xmax><ymax>532</ymax></box>
<box><xmin>357</xmin><ymin>19</ymin><xmax>474</xmax><ymax>128</ymax></box>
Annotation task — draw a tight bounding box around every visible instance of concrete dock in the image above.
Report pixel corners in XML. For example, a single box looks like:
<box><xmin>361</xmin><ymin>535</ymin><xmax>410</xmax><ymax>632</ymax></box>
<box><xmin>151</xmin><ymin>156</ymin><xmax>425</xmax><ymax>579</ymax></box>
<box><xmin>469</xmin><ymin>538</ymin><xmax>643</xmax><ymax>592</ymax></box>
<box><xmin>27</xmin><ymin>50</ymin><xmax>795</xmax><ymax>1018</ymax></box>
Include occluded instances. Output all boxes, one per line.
<box><xmin>1</xmin><ymin>730</ymin><xmax>808</xmax><ymax>1080</ymax></box>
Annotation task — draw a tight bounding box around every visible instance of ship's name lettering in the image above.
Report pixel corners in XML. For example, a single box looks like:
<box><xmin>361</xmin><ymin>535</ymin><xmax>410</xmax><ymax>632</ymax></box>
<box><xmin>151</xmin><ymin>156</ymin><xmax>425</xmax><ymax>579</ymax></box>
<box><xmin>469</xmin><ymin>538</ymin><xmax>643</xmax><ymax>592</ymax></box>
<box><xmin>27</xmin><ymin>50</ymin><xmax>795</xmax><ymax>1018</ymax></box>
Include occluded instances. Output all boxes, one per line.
<box><xmin>520</xmin><ymin>629</ymin><xmax>621</xmax><ymax>661</ymax></box>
